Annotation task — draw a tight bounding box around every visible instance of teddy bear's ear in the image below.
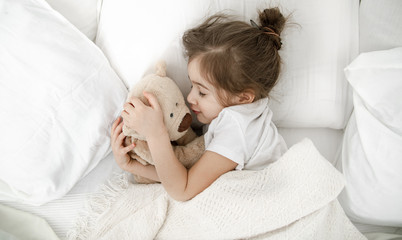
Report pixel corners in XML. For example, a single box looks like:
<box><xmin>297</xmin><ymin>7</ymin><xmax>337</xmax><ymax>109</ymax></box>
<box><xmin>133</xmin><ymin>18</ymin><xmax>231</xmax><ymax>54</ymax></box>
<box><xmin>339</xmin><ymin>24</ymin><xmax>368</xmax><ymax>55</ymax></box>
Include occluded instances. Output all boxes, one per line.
<box><xmin>155</xmin><ymin>61</ymin><xmax>166</xmax><ymax>77</ymax></box>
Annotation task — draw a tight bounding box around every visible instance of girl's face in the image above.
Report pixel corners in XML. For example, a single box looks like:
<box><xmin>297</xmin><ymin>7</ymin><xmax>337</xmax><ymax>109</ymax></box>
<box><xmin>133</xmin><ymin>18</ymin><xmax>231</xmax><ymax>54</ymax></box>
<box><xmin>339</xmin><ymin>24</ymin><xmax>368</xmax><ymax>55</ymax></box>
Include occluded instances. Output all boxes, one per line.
<box><xmin>187</xmin><ymin>57</ymin><xmax>225</xmax><ymax>124</ymax></box>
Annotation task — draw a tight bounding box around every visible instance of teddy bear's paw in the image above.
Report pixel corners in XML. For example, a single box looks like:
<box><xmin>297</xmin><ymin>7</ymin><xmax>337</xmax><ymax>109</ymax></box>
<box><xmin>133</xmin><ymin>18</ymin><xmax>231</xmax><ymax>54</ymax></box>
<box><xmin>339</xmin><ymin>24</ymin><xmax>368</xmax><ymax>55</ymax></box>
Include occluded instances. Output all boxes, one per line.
<box><xmin>134</xmin><ymin>140</ymin><xmax>154</xmax><ymax>165</ymax></box>
<box><xmin>129</xmin><ymin>153</ymin><xmax>148</xmax><ymax>166</ymax></box>
<box><xmin>175</xmin><ymin>127</ymin><xmax>198</xmax><ymax>145</ymax></box>
<box><xmin>174</xmin><ymin>136</ymin><xmax>205</xmax><ymax>168</ymax></box>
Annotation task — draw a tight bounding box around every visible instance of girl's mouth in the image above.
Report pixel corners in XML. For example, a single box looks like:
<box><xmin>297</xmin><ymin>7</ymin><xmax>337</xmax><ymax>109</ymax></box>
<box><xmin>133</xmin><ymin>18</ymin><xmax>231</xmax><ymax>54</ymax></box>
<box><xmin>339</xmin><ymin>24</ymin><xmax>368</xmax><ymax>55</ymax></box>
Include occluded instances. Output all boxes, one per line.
<box><xmin>192</xmin><ymin>109</ymin><xmax>200</xmax><ymax>114</ymax></box>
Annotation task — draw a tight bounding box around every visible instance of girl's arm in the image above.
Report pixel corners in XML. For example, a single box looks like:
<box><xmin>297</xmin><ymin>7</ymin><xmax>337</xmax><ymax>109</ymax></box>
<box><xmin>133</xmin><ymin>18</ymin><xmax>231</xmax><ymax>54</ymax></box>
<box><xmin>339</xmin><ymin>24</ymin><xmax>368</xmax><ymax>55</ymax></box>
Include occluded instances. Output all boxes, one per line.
<box><xmin>125</xmin><ymin>159</ymin><xmax>160</xmax><ymax>182</ymax></box>
<box><xmin>122</xmin><ymin>92</ymin><xmax>237</xmax><ymax>201</ymax></box>
<box><xmin>147</xmin><ymin>131</ymin><xmax>237</xmax><ymax>201</ymax></box>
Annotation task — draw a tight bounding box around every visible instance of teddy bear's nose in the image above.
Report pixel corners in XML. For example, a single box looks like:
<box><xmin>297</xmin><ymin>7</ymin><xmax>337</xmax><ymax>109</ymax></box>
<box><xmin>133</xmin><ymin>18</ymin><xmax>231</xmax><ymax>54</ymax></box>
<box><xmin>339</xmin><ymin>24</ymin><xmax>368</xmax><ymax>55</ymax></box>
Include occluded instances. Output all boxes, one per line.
<box><xmin>178</xmin><ymin>113</ymin><xmax>192</xmax><ymax>132</ymax></box>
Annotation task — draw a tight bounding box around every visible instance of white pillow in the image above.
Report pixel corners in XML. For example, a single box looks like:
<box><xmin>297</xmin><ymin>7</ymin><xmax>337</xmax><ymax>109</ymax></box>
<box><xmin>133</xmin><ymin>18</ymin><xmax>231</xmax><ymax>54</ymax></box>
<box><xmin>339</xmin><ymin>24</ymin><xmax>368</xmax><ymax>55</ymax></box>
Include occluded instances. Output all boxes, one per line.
<box><xmin>0</xmin><ymin>0</ymin><xmax>127</xmax><ymax>205</ymax></box>
<box><xmin>96</xmin><ymin>0</ymin><xmax>358</xmax><ymax>129</ymax></box>
<box><xmin>359</xmin><ymin>0</ymin><xmax>402</xmax><ymax>53</ymax></box>
<box><xmin>337</xmin><ymin>47</ymin><xmax>402</xmax><ymax>226</ymax></box>
<box><xmin>45</xmin><ymin>0</ymin><xmax>100</xmax><ymax>41</ymax></box>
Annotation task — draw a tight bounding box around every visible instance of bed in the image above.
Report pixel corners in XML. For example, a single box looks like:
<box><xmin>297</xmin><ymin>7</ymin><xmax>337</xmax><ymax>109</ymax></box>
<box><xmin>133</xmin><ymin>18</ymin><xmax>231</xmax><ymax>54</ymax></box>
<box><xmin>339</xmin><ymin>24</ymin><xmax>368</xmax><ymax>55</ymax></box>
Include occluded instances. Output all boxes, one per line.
<box><xmin>1</xmin><ymin>0</ymin><xmax>401</xmax><ymax>239</ymax></box>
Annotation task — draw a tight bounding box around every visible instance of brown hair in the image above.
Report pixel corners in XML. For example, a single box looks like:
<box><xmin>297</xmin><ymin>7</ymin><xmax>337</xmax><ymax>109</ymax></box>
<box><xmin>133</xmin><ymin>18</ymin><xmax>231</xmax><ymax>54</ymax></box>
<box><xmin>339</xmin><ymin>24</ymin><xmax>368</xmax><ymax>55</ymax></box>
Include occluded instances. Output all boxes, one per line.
<box><xmin>182</xmin><ymin>7</ymin><xmax>287</xmax><ymax>106</ymax></box>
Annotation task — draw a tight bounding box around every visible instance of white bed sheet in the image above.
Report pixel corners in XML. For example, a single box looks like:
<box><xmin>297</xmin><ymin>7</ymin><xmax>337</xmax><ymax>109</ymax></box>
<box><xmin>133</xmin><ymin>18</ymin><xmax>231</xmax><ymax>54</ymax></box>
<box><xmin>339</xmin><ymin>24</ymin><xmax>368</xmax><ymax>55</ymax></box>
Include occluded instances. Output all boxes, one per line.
<box><xmin>0</xmin><ymin>152</ymin><xmax>123</xmax><ymax>239</ymax></box>
<box><xmin>278</xmin><ymin>128</ymin><xmax>344</xmax><ymax>165</ymax></box>
<box><xmin>354</xmin><ymin>222</ymin><xmax>402</xmax><ymax>240</ymax></box>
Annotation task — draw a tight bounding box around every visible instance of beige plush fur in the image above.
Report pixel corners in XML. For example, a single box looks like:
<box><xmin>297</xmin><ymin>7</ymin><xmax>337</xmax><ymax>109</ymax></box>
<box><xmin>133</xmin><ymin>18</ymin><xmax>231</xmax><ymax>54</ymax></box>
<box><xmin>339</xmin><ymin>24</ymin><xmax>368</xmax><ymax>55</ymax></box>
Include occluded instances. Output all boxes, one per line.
<box><xmin>122</xmin><ymin>62</ymin><xmax>204</xmax><ymax>183</ymax></box>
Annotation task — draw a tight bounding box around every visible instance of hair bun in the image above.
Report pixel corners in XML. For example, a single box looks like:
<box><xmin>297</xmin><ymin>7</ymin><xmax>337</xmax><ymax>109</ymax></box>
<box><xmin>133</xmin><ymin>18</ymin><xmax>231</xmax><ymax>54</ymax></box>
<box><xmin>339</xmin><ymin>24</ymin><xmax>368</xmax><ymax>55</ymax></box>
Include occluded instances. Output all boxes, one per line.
<box><xmin>257</xmin><ymin>7</ymin><xmax>286</xmax><ymax>50</ymax></box>
<box><xmin>258</xmin><ymin>7</ymin><xmax>286</xmax><ymax>35</ymax></box>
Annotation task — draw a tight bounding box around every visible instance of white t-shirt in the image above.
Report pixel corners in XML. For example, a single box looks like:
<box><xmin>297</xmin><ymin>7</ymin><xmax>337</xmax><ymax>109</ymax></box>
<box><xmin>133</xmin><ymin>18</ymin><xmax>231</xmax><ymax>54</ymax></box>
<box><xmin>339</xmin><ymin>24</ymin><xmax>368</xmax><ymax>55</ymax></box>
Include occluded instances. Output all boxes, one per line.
<box><xmin>204</xmin><ymin>98</ymin><xmax>287</xmax><ymax>170</ymax></box>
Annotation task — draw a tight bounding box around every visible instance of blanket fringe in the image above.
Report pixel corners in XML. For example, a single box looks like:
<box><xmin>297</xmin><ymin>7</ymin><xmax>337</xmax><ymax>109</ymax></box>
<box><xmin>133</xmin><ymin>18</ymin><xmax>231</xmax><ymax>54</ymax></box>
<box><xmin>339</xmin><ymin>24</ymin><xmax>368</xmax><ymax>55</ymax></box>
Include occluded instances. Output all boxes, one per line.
<box><xmin>66</xmin><ymin>171</ymin><xmax>131</xmax><ymax>240</ymax></box>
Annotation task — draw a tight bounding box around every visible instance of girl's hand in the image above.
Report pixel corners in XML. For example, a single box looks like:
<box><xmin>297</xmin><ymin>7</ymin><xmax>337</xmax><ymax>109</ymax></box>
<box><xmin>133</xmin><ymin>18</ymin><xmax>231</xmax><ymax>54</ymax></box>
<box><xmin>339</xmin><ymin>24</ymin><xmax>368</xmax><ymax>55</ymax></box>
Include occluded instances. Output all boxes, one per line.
<box><xmin>111</xmin><ymin>117</ymin><xmax>136</xmax><ymax>171</ymax></box>
<box><xmin>121</xmin><ymin>91</ymin><xmax>167</xmax><ymax>140</ymax></box>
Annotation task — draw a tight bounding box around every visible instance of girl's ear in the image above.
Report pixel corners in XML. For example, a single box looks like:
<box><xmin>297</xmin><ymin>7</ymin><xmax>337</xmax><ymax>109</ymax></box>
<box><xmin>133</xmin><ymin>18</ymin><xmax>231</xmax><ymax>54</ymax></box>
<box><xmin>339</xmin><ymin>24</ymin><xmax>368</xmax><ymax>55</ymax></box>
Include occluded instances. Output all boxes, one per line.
<box><xmin>237</xmin><ymin>89</ymin><xmax>255</xmax><ymax>104</ymax></box>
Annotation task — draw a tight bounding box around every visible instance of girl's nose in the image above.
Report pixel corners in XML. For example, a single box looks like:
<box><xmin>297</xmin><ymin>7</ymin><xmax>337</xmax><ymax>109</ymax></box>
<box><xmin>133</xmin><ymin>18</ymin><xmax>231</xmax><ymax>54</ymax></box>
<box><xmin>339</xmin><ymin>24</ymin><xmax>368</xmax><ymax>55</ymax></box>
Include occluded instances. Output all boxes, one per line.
<box><xmin>187</xmin><ymin>89</ymin><xmax>195</xmax><ymax>105</ymax></box>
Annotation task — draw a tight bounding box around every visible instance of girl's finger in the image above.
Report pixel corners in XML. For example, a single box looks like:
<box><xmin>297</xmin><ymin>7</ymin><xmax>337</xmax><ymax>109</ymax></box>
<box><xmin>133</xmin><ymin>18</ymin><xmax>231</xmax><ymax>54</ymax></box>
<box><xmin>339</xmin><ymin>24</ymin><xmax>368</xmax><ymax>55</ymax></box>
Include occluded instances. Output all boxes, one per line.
<box><xmin>112</xmin><ymin>121</ymin><xmax>124</xmax><ymax>142</ymax></box>
<box><xmin>121</xmin><ymin>110</ymin><xmax>129</xmax><ymax>120</ymax></box>
<box><xmin>116</xmin><ymin>130</ymin><xmax>127</xmax><ymax>145</ymax></box>
<box><xmin>143</xmin><ymin>91</ymin><xmax>160</xmax><ymax>110</ymax></box>
<box><xmin>129</xmin><ymin>97</ymin><xmax>146</xmax><ymax>109</ymax></box>
<box><xmin>111</xmin><ymin>117</ymin><xmax>121</xmax><ymax>133</ymax></box>
<box><xmin>121</xmin><ymin>142</ymin><xmax>136</xmax><ymax>154</ymax></box>
<box><xmin>123</xmin><ymin>102</ymin><xmax>135</xmax><ymax>113</ymax></box>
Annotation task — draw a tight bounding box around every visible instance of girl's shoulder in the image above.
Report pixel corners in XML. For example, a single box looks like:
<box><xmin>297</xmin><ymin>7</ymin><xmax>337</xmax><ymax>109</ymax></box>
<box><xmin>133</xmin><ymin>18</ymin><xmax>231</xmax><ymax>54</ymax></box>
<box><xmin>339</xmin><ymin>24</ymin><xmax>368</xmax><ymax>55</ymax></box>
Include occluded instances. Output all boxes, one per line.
<box><xmin>212</xmin><ymin>98</ymin><xmax>272</xmax><ymax>131</ymax></box>
<box><xmin>224</xmin><ymin>98</ymin><xmax>270</xmax><ymax>118</ymax></box>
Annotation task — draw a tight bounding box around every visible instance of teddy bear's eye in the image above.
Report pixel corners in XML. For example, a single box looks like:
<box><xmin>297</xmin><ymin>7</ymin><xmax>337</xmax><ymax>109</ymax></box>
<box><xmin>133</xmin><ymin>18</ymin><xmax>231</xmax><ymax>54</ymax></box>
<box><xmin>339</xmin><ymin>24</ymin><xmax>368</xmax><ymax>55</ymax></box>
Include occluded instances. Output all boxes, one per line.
<box><xmin>175</xmin><ymin>103</ymin><xmax>178</xmax><ymax>106</ymax></box>
<box><xmin>170</xmin><ymin>113</ymin><xmax>174</xmax><ymax>118</ymax></box>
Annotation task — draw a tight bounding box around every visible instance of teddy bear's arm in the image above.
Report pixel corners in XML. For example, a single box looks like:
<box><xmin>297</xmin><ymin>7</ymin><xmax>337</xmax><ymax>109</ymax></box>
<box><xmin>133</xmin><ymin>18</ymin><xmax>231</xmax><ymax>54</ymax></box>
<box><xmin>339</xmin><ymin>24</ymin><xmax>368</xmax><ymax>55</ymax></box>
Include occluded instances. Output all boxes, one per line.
<box><xmin>174</xmin><ymin>127</ymin><xmax>198</xmax><ymax>146</ymax></box>
<box><xmin>173</xmin><ymin>136</ymin><xmax>205</xmax><ymax>168</ymax></box>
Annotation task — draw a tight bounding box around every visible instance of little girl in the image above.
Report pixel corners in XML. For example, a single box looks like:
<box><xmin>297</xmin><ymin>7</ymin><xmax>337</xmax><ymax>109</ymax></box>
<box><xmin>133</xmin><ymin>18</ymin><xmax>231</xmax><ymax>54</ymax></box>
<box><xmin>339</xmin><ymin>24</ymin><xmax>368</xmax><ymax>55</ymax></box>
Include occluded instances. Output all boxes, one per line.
<box><xmin>111</xmin><ymin>7</ymin><xmax>288</xmax><ymax>201</ymax></box>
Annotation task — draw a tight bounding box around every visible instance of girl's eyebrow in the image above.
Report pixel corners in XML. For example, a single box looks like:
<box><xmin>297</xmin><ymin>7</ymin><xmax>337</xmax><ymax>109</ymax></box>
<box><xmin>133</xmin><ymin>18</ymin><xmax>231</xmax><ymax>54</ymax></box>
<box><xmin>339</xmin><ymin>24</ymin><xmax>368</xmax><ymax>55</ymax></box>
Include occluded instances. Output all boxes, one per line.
<box><xmin>188</xmin><ymin>76</ymin><xmax>209</xmax><ymax>90</ymax></box>
<box><xmin>192</xmin><ymin>81</ymin><xmax>209</xmax><ymax>90</ymax></box>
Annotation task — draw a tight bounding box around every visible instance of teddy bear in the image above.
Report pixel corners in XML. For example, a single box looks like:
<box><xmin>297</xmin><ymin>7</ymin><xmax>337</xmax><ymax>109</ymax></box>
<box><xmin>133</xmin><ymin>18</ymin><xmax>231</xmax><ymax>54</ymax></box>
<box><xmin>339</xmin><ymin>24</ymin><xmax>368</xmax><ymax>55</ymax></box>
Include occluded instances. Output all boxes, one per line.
<box><xmin>122</xmin><ymin>61</ymin><xmax>204</xmax><ymax>184</ymax></box>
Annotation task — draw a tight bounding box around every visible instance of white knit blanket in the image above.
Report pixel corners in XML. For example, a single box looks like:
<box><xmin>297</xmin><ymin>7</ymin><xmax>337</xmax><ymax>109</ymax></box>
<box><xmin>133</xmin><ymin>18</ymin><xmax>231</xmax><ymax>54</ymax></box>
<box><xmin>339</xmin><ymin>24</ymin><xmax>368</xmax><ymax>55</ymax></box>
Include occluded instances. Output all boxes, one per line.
<box><xmin>68</xmin><ymin>138</ymin><xmax>366</xmax><ymax>240</ymax></box>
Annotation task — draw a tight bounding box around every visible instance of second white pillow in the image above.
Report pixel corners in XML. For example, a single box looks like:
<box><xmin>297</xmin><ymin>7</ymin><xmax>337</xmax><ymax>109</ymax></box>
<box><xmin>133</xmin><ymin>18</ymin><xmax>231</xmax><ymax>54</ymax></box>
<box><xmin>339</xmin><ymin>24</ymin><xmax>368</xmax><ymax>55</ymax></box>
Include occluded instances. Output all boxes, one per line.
<box><xmin>96</xmin><ymin>0</ymin><xmax>359</xmax><ymax>129</ymax></box>
<box><xmin>337</xmin><ymin>47</ymin><xmax>402</xmax><ymax>226</ymax></box>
